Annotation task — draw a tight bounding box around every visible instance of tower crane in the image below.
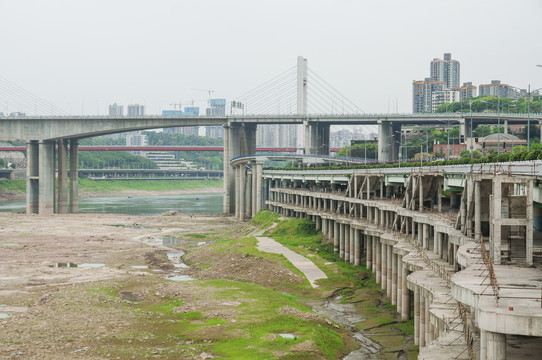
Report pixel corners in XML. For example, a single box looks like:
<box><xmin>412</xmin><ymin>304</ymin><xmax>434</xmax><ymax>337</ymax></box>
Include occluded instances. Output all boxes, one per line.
<box><xmin>192</xmin><ymin>88</ymin><xmax>215</xmax><ymax>107</ymax></box>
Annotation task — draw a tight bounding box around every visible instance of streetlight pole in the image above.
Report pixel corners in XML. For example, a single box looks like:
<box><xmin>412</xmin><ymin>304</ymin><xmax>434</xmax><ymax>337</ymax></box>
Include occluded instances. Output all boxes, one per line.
<box><xmin>528</xmin><ymin>84</ymin><xmax>531</xmax><ymax>152</ymax></box>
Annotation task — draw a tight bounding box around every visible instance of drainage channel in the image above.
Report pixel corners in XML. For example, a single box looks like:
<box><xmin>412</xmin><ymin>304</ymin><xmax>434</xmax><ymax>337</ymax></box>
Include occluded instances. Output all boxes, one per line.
<box><xmin>311</xmin><ymin>295</ymin><xmax>381</xmax><ymax>360</ymax></box>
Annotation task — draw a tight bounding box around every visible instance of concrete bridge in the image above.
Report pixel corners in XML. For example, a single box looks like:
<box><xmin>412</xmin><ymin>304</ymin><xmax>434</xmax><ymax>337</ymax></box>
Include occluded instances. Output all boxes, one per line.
<box><xmin>227</xmin><ymin>158</ymin><xmax>542</xmax><ymax>359</ymax></box>
<box><xmin>1</xmin><ymin>112</ymin><xmax>541</xmax><ymax>215</ymax></box>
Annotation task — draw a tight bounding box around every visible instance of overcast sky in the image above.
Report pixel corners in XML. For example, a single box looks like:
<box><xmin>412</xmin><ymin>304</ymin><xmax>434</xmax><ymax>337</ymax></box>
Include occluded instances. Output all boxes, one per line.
<box><xmin>1</xmin><ymin>0</ymin><xmax>541</xmax><ymax>116</ymax></box>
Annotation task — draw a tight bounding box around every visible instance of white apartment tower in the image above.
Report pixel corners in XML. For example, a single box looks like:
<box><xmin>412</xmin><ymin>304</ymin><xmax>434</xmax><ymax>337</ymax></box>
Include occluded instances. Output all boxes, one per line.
<box><xmin>430</xmin><ymin>53</ymin><xmax>460</xmax><ymax>89</ymax></box>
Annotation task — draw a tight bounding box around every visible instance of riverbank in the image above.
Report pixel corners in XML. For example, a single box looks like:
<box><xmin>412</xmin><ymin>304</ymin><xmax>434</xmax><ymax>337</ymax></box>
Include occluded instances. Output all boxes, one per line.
<box><xmin>0</xmin><ymin>178</ymin><xmax>224</xmax><ymax>201</ymax></box>
<box><xmin>0</xmin><ymin>210</ymin><xmax>415</xmax><ymax>359</ymax></box>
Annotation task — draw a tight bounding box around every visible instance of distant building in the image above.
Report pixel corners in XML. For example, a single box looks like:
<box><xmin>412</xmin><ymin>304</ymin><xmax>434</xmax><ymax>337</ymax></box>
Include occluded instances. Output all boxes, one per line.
<box><xmin>125</xmin><ymin>131</ymin><xmax>148</xmax><ymax>156</ymax></box>
<box><xmin>162</xmin><ymin>107</ymin><xmax>199</xmax><ymax>136</ymax></box>
<box><xmin>412</xmin><ymin>78</ymin><xmax>446</xmax><ymax>113</ymax></box>
<box><xmin>451</xmin><ymin>82</ymin><xmax>477</xmax><ymax>101</ymax></box>
<box><xmin>109</xmin><ymin>103</ymin><xmax>124</xmax><ymax>117</ymax></box>
<box><xmin>206</xmin><ymin>99</ymin><xmax>226</xmax><ymax>116</ymax></box>
<box><xmin>432</xmin><ymin>143</ymin><xmax>467</xmax><ymax>158</ymax></box>
<box><xmin>127</xmin><ymin>104</ymin><xmax>145</xmax><ymax>117</ymax></box>
<box><xmin>479</xmin><ymin>80</ymin><xmax>520</xmax><ymax>99</ymax></box>
<box><xmin>205</xmin><ymin>99</ymin><xmax>226</xmax><ymax>138</ymax></box>
<box><xmin>431</xmin><ymin>89</ymin><xmax>461</xmax><ymax>111</ymax></box>
<box><xmin>430</xmin><ymin>53</ymin><xmax>460</xmax><ymax>89</ymax></box>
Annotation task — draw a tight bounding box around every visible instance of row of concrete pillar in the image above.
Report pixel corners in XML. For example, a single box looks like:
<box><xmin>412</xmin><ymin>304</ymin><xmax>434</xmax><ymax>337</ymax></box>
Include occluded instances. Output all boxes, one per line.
<box><xmin>26</xmin><ymin>139</ymin><xmax>79</xmax><ymax>215</ymax></box>
<box><xmin>232</xmin><ymin>162</ymin><xmax>263</xmax><ymax>220</ymax></box>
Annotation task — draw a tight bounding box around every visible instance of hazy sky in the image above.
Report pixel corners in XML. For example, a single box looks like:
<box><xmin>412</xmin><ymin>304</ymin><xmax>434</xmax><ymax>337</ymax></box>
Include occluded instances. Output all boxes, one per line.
<box><xmin>1</xmin><ymin>0</ymin><xmax>541</xmax><ymax>116</ymax></box>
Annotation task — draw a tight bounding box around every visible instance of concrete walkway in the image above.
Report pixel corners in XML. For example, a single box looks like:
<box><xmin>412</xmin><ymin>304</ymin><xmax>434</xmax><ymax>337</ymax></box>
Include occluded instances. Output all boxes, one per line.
<box><xmin>256</xmin><ymin>236</ymin><xmax>327</xmax><ymax>288</ymax></box>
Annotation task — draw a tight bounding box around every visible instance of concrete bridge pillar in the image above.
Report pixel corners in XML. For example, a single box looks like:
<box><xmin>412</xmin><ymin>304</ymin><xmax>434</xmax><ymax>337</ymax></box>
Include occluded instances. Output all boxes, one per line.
<box><xmin>224</xmin><ymin>123</ymin><xmax>257</xmax><ymax>216</ymax></box>
<box><xmin>381</xmin><ymin>242</ymin><xmax>387</xmax><ymax>290</ymax></box>
<box><xmin>339</xmin><ymin>223</ymin><xmax>345</xmax><ymax>259</ymax></box>
<box><xmin>401</xmin><ymin>263</ymin><xmax>410</xmax><ymax>320</ymax></box>
<box><xmin>366</xmin><ymin>235</ymin><xmax>372</xmax><ymax>270</ymax></box>
<box><xmin>377</xmin><ymin>121</ymin><xmax>401</xmax><ymax>162</ymax></box>
<box><xmin>57</xmin><ymin>139</ymin><xmax>68</xmax><ymax>214</ymax></box>
<box><xmin>414</xmin><ymin>286</ymin><xmax>420</xmax><ymax>345</ymax></box>
<box><xmin>309</xmin><ymin>122</ymin><xmax>330</xmax><ymax>155</ymax></box>
<box><xmin>482</xmin><ymin>330</ymin><xmax>506</xmax><ymax>360</ymax></box>
<box><xmin>334</xmin><ymin>221</ymin><xmax>339</xmax><ymax>253</ymax></box>
<box><xmin>38</xmin><ymin>140</ymin><xmax>55</xmax><ymax>215</ymax></box>
<box><xmin>344</xmin><ymin>224</ymin><xmax>350</xmax><ymax>262</ymax></box>
<box><xmin>375</xmin><ymin>238</ymin><xmax>381</xmax><ymax>283</ymax></box>
<box><xmin>354</xmin><ymin>228</ymin><xmax>360</xmax><ymax>266</ymax></box>
<box><xmin>26</xmin><ymin>141</ymin><xmax>39</xmax><ymax>214</ymax></box>
<box><xmin>69</xmin><ymin>138</ymin><xmax>79</xmax><ymax>213</ymax></box>
<box><xmin>475</xmin><ymin>180</ymin><xmax>481</xmax><ymax>239</ymax></box>
<box><xmin>387</xmin><ymin>245</ymin><xmax>392</xmax><ymax>298</ymax></box>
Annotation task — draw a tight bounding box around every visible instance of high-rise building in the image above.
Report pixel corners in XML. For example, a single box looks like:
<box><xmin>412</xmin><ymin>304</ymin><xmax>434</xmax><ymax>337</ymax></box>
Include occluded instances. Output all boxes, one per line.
<box><xmin>162</xmin><ymin>107</ymin><xmax>199</xmax><ymax>136</ymax></box>
<box><xmin>451</xmin><ymin>82</ymin><xmax>477</xmax><ymax>101</ymax></box>
<box><xmin>431</xmin><ymin>89</ymin><xmax>461</xmax><ymax>111</ymax></box>
<box><xmin>430</xmin><ymin>53</ymin><xmax>460</xmax><ymax>89</ymax></box>
<box><xmin>205</xmin><ymin>99</ymin><xmax>226</xmax><ymax>139</ymax></box>
<box><xmin>125</xmin><ymin>131</ymin><xmax>148</xmax><ymax>156</ymax></box>
<box><xmin>479</xmin><ymin>80</ymin><xmax>520</xmax><ymax>99</ymax></box>
<box><xmin>412</xmin><ymin>78</ymin><xmax>446</xmax><ymax>113</ymax></box>
<box><xmin>108</xmin><ymin>103</ymin><xmax>124</xmax><ymax>117</ymax></box>
<box><xmin>127</xmin><ymin>104</ymin><xmax>145</xmax><ymax>117</ymax></box>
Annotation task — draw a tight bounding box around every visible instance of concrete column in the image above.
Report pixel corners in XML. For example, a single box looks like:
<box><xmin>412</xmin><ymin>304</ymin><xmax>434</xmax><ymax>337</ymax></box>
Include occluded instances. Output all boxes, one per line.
<box><xmin>418</xmin><ymin>222</ymin><xmax>423</xmax><ymax>245</ymax></box>
<box><xmin>414</xmin><ymin>286</ymin><xmax>420</xmax><ymax>345</ymax></box>
<box><xmin>437</xmin><ymin>179</ymin><xmax>442</xmax><ymax>212</ymax></box>
<box><xmin>366</xmin><ymin>235</ymin><xmax>373</xmax><ymax>270</ymax></box>
<box><xmin>26</xmin><ymin>141</ymin><xmax>39</xmax><ymax>214</ymax></box>
<box><xmin>475</xmin><ymin>180</ymin><xmax>481</xmax><ymax>239</ymax></box>
<box><xmin>460</xmin><ymin>191</ymin><xmax>467</xmax><ymax>234</ymax></box>
<box><xmin>391</xmin><ymin>252</ymin><xmax>397</xmax><ymax>305</ymax></box>
<box><xmin>485</xmin><ymin>331</ymin><xmax>506</xmax><ymax>360</ymax></box>
<box><xmin>223</xmin><ymin>125</ymin><xmax>232</xmax><ymax>213</ymax></box>
<box><xmin>380</xmin><ymin>242</ymin><xmax>386</xmax><ymax>288</ymax></box>
<box><xmin>38</xmin><ymin>140</ymin><xmax>55</xmax><ymax>215</ymax></box>
<box><xmin>344</xmin><ymin>224</ymin><xmax>350</xmax><ymax>262</ymax></box>
<box><xmin>396</xmin><ymin>254</ymin><xmax>402</xmax><ymax>310</ymax></box>
<box><xmin>251</xmin><ymin>166</ymin><xmax>257</xmax><ymax>216</ymax></box>
<box><xmin>57</xmin><ymin>139</ymin><xmax>68</xmax><ymax>214</ymax></box>
<box><xmin>354</xmin><ymin>228</ymin><xmax>360</xmax><ymax>266</ymax></box>
<box><xmin>425</xmin><ymin>295</ymin><xmax>430</xmax><ymax>345</ymax></box>
<box><xmin>386</xmin><ymin>244</ymin><xmax>392</xmax><ymax>297</ymax></box>
<box><xmin>423</xmin><ymin>223</ymin><xmax>428</xmax><ymax>249</ymax></box>
<box><xmin>235</xmin><ymin>167</ymin><xmax>240</xmax><ymax>218</ymax></box>
<box><xmin>69</xmin><ymin>138</ymin><xmax>79</xmax><ymax>213</ymax></box>
<box><xmin>433</xmin><ymin>230</ymin><xmax>438</xmax><ymax>254</ymax></box>
<box><xmin>374</xmin><ymin>237</ymin><xmax>379</xmax><ymax>276</ymax></box>
<box><xmin>371</xmin><ymin>236</ymin><xmax>378</xmax><ymax>272</ymax></box>
<box><xmin>401</xmin><ymin>264</ymin><xmax>410</xmax><ymax>320</ymax></box>
<box><xmin>350</xmin><ymin>226</ymin><xmax>355</xmax><ymax>264</ymax></box>
<box><xmin>527</xmin><ymin>180</ymin><xmax>534</xmax><ymax>265</ymax></box>
<box><xmin>239</xmin><ymin>166</ymin><xmax>246</xmax><ymax>221</ymax></box>
<box><xmin>419</xmin><ymin>176</ymin><xmax>424</xmax><ymax>212</ymax></box>
<box><xmin>334</xmin><ymin>221</ymin><xmax>339</xmax><ymax>253</ymax></box>
<box><xmin>419</xmin><ymin>292</ymin><xmax>425</xmax><ymax>347</ymax></box>
<box><xmin>339</xmin><ymin>223</ymin><xmax>345</xmax><ymax>258</ymax></box>
<box><xmin>480</xmin><ymin>329</ymin><xmax>487</xmax><ymax>360</ymax></box>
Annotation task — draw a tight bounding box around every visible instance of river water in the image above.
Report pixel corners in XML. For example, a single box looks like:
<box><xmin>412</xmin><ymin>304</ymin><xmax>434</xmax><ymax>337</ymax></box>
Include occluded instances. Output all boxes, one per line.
<box><xmin>0</xmin><ymin>192</ymin><xmax>223</xmax><ymax>215</ymax></box>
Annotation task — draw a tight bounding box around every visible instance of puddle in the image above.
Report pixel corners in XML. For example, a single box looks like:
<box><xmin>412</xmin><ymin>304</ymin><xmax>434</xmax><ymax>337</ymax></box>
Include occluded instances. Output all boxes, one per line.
<box><xmin>166</xmin><ymin>275</ymin><xmax>194</xmax><ymax>282</ymax></box>
<box><xmin>55</xmin><ymin>262</ymin><xmax>79</xmax><ymax>268</ymax></box>
<box><xmin>119</xmin><ymin>291</ymin><xmax>143</xmax><ymax>302</ymax></box>
<box><xmin>0</xmin><ymin>313</ymin><xmax>12</xmax><ymax>319</ymax></box>
<box><xmin>195</xmin><ymin>241</ymin><xmax>214</xmax><ymax>246</ymax></box>
<box><xmin>109</xmin><ymin>224</ymin><xmax>151</xmax><ymax>230</ymax></box>
<box><xmin>131</xmin><ymin>265</ymin><xmax>149</xmax><ymax>269</ymax></box>
<box><xmin>79</xmin><ymin>263</ymin><xmax>106</xmax><ymax>268</ymax></box>
<box><xmin>161</xmin><ymin>237</ymin><xmax>184</xmax><ymax>247</ymax></box>
<box><xmin>278</xmin><ymin>333</ymin><xmax>296</xmax><ymax>339</ymax></box>
<box><xmin>55</xmin><ymin>262</ymin><xmax>105</xmax><ymax>268</ymax></box>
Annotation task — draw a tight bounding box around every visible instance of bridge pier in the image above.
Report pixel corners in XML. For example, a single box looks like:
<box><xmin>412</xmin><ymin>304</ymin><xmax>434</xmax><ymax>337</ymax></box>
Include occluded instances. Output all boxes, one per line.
<box><xmin>26</xmin><ymin>141</ymin><xmax>39</xmax><ymax>214</ymax></box>
<box><xmin>224</xmin><ymin>122</ymin><xmax>257</xmax><ymax>216</ymax></box>
<box><xmin>57</xmin><ymin>139</ymin><xmax>68</xmax><ymax>214</ymax></box>
<box><xmin>25</xmin><ymin>138</ymin><xmax>79</xmax><ymax>215</ymax></box>
<box><xmin>69</xmin><ymin>139</ymin><xmax>79</xmax><ymax>213</ymax></box>
<box><xmin>378</xmin><ymin>120</ymin><xmax>401</xmax><ymax>162</ymax></box>
<box><xmin>38</xmin><ymin>140</ymin><xmax>55</xmax><ymax>215</ymax></box>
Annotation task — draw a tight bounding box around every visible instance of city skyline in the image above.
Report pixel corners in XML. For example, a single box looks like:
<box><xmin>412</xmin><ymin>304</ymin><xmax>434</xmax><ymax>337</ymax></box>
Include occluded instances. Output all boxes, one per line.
<box><xmin>0</xmin><ymin>0</ymin><xmax>541</xmax><ymax>116</ymax></box>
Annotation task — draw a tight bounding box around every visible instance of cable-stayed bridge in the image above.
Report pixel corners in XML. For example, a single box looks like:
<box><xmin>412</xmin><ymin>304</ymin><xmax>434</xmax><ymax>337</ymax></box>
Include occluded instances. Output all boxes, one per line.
<box><xmin>1</xmin><ymin>57</ymin><xmax>541</xmax><ymax>215</ymax></box>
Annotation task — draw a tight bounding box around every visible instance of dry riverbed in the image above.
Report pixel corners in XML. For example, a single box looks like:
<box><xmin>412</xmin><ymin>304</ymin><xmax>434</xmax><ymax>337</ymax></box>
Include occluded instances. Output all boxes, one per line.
<box><xmin>0</xmin><ymin>212</ymin><xmax>359</xmax><ymax>360</ymax></box>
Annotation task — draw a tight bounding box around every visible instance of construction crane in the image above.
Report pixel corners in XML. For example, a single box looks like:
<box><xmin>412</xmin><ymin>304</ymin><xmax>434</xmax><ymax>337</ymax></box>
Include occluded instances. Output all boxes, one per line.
<box><xmin>192</xmin><ymin>88</ymin><xmax>215</xmax><ymax>107</ymax></box>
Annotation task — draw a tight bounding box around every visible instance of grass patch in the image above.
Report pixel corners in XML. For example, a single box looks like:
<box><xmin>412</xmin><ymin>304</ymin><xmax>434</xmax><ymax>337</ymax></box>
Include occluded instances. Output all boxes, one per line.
<box><xmin>251</xmin><ymin>209</ymin><xmax>280</xmax><ymax>229</ymax></box>
<box><xmin>0</xmin><ymin>179</ymin><xmax>26</xmax><ymax>192</ymax></box>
